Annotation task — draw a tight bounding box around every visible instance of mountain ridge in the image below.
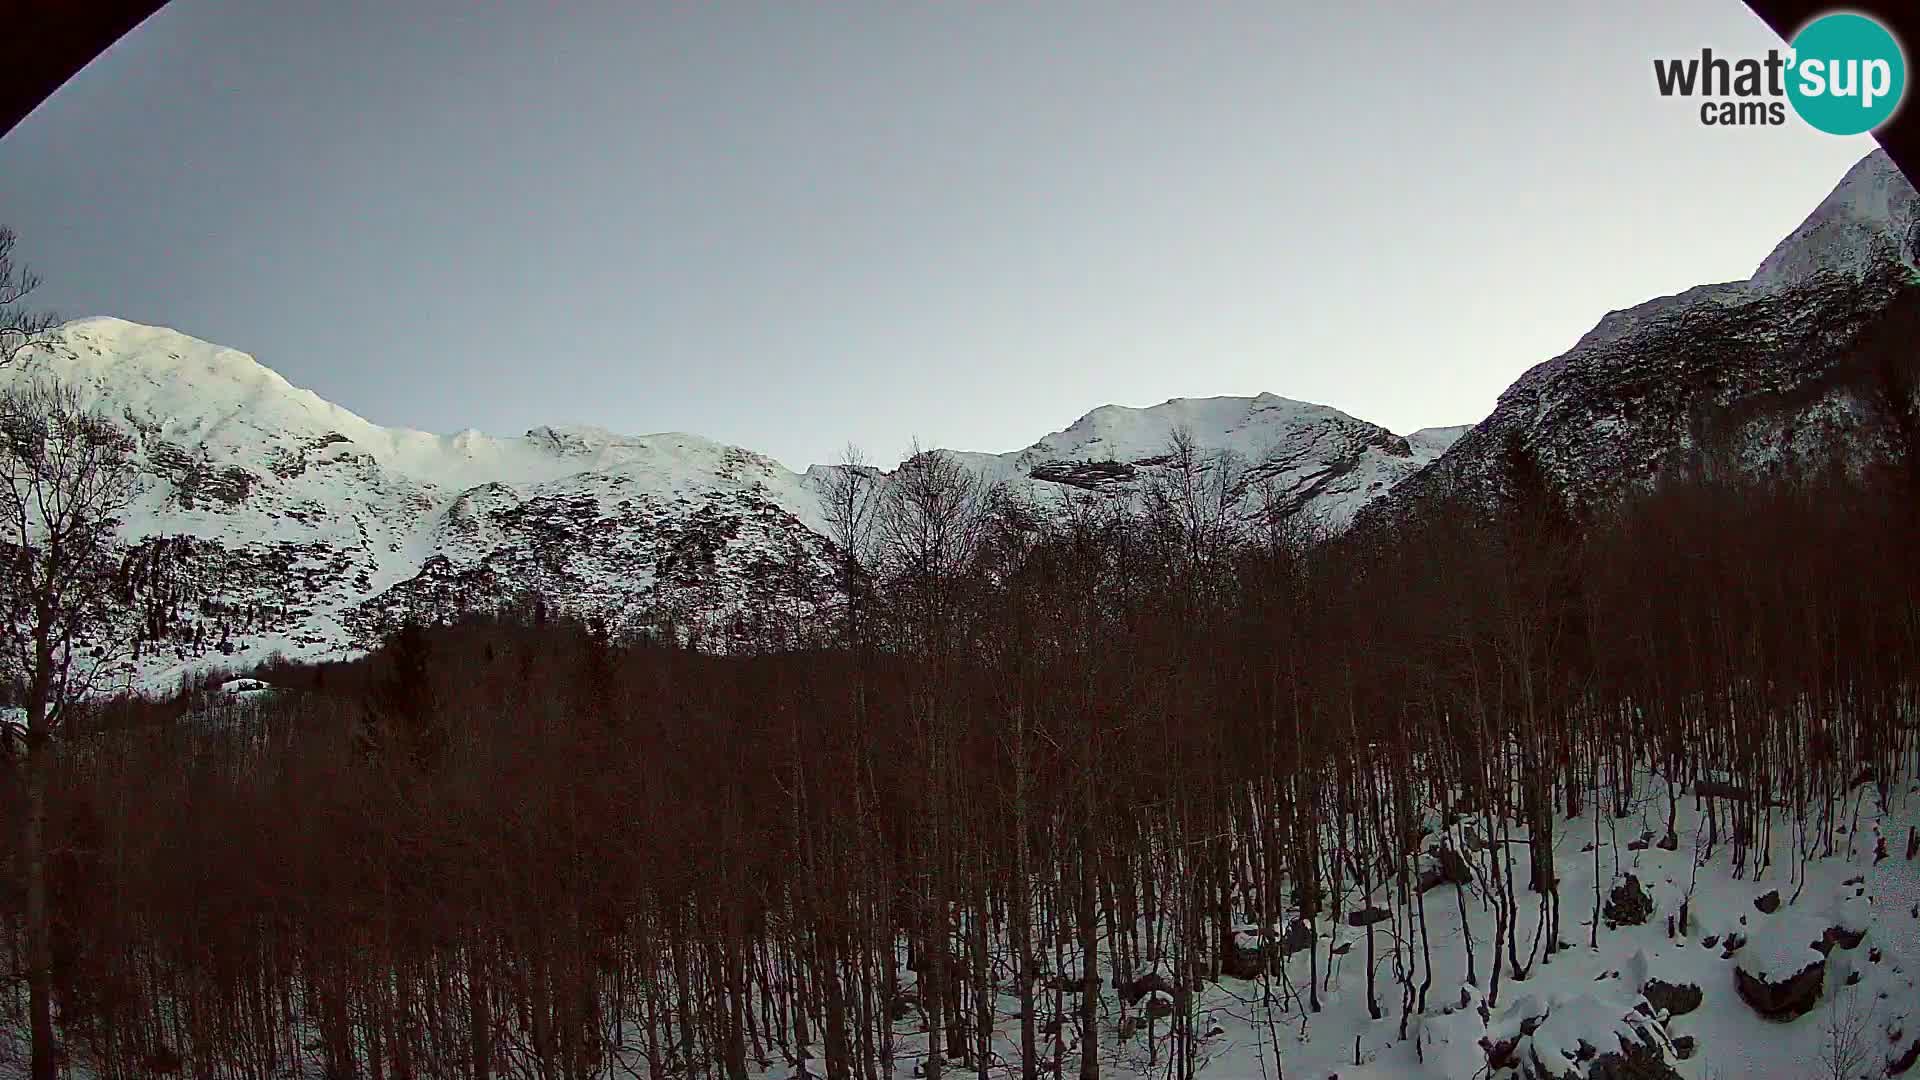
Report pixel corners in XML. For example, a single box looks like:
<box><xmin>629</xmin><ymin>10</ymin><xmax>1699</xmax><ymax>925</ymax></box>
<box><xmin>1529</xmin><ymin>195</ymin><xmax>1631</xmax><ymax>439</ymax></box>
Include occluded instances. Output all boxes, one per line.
<box><xmin>4</xmin><ymin>148</ymin><xmax>1913</xmax><ymax>689</ymax></box>
<box><xmin>1362</xmin><ymin>148</ymin><xmax>1919</xmax><ymax>523</ymax></box>
<box><xmin>7</xmin><ymin>316</ymin><xmax>1460</xmax><ymax>688</ymax></box>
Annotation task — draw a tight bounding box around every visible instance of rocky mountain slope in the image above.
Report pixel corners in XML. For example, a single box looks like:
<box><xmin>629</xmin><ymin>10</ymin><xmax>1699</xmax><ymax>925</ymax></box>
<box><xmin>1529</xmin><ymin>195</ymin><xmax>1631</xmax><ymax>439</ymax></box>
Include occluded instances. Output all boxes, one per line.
<box><xmin>1372</xmin><ymin>149</ymin><xmax>1919</xmax><ymax>521</ymax></box>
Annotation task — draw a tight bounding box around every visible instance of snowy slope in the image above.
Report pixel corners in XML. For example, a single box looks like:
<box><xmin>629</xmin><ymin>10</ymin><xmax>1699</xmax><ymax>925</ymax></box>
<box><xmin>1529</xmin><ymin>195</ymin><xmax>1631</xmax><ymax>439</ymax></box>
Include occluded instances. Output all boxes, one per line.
<box><xmin>1010</xmin><ymin>393</ymin><xmax>1458</xmax><ymax>529</ymax></box>
<box><xmin>2</xmin><ymin>320</ymin><xmax>1451</xmax><ymax>687</ymax></box>
<box><xmin>3</xmin><ymin>318</ymin><xmax>847</xmax><ymax>687</ymax></box>
<box><xmin>862</xmin><ymin>392</ymin><xmax>1465</xmax><ymax>533</ymax></box>
<box><xmin>1752</xmin><ymin>147</ymin><xmax>1920</xmax><ymax>288</ymax></box>
<box><xmin>1010</xmin><ymin>776</ymin><xmax>1920</xmax><ymax>1080</ymax></box>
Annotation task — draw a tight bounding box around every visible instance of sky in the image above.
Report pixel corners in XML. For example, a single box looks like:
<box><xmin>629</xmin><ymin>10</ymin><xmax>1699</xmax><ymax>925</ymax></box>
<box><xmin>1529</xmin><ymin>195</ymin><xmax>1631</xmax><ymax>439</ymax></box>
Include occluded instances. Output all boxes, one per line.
<box><xmin>0</xmin><ymin>0</ymin><xmax>1883</xmax><ymax>471</ymax></box>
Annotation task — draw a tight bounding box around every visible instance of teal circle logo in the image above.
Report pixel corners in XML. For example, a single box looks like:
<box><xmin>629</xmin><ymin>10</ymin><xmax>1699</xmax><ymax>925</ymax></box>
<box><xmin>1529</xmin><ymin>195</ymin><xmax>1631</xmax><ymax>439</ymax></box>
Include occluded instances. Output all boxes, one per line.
<box><xmin>1787</xmin><ymin>13</ymin><xmax>1906</xmax><ymax>135</ymax></box>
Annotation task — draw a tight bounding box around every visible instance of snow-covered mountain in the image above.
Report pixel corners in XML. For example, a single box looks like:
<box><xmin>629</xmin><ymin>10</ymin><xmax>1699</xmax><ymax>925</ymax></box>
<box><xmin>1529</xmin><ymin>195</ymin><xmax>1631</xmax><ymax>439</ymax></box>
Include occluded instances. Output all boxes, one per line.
<box><xmin>1373</xmin><ymin>148</ymin><xmax>1919</xmax><ymax>521</ymax></box>
<box><xmin>6</xmin><ymin>148</ymin><xmax>1911</xmax><ymax>689</ymax></box>
<box><xmin>870</xmin><ymin>394</ymin><xmax>1463</xmax><ymax>528</ymax></box>
<box><xmin>1</xmin><ymin>318</ymin><xmax>1454</xmax><ymax>688</ymax></box>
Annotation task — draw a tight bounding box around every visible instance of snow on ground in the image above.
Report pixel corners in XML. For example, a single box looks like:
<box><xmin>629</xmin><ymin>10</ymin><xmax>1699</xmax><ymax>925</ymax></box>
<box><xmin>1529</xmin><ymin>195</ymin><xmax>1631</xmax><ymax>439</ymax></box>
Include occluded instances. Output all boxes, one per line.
<box><xmin>827</xmin><ymin>768</ymin><xmax>1920</xmax><ymax>1080</ymax></box>
<box><xmin>9</xmin><ymin>758</ymin><xmax>1894</xmax><ymax>1079</ymax></box>
<box><xmin>215</xmin><ymin>678</ymin><xmax>276</xmax><ymax>701</ymax></box>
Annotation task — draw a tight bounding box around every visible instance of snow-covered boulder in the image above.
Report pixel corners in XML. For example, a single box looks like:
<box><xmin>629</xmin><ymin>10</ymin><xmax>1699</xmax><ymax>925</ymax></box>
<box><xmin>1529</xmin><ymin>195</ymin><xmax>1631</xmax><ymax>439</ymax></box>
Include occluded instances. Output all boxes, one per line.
<box><xmin>1815</xmin><ymin>892</ymin><xmax>1871</xmax><ymax>954</ymax></box>
<box><xmin>1418</xmin><ymin>984</ymin><xmax>1492</xmax><ymax>1078</ymax></box>
<box><xmin>1733</xmin><ymin>957</ymin><xmax>1824</xmax><ymax>1020</ymax></box>
<box><xmin>217</xmin><ymin>677</ymin><xmax>276</xmax><ymax>700</ymax></box>
<box><xmin>1891</xmin><ymin>1034</ymin><xmax>1920</xmax><ymax>1076</ymax></box>
<box><xmin>1734</xmin><ymin>917</ymin><xmax>1828</xmax><ymax>1020</ymax></box>
<box><xmin>1491</xmin><ymin>989</ymin><xmax>1681</xmax><ymax>1080</ymax></box>
<box><xmin>1223</xmin><ymin>918</ymin><xmax>1312</xmax><ymax>979</ymax></box>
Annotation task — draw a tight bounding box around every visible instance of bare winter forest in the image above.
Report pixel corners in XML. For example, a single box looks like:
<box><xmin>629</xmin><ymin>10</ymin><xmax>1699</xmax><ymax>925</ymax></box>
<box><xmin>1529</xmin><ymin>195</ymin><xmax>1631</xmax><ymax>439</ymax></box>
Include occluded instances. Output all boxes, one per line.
<box><xmin>0</xmin><ymin>282</ymin><xmax>1915</xmax><ymax>1080</ymax></box>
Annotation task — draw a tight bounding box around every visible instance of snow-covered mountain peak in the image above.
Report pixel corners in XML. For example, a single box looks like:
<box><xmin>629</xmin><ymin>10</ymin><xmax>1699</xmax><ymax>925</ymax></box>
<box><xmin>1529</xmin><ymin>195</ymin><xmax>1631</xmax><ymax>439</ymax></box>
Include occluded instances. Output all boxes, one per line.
<box><xmin>1751</xmin><ymin>148</ymin><xmax>1917</xmax><ymax>289</ymax></box>
<box><xmin>1031</xmin><ymin>393</ymin><xmax>1373</xmax><ymax>462</ymax></box>
<box><xmin>1569</xmin><ymin>152</ymin><xmax>1914</xmax><ymax>358</ymax></box>
<box><xmin>31</xmin><ymin>316</ymin><xmax>377</xmax><ymax>437</ymax></box>
<box><xmin>12</xmin><ymin>320</ymin><xmax>818</xmax><ymax>503</ymax></box>
<box><xmin>984</xmin><ymin>393</ymin><xmax>1456</xmax><ymax>530</ymax></box>
<box><xmin>1</xmin><ymin>148</ymin><xmax>1907</xmax><ymax>689</ymax></box>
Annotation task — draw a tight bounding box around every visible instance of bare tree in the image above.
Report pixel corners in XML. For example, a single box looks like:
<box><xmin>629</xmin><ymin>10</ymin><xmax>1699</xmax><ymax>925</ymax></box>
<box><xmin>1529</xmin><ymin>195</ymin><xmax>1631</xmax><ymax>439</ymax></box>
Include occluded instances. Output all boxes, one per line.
<box><xmin>0</xmin><ymin>378</ymin><xmax>138</xmax><ymax>1080</ymax></box>
<box><xmin>1142</xmin><ymin>424</ymin><xmax>1246</xmax><ymax>581</ymax></box>
<box><xmin>0</xmin><ymin>227</ymin><xmax>59</xmax><ymax>366</ymax></box>
<box><xmin>1817</xmin><ymin>986</ymin><xmax>1874</xmax><ymax>1080</ymax></box>
<box><xmin>873</xmin><ymin>442</ymin><xmax>997</xmax><ymax>651</ymax></box>
<box><xmin>817</xmin><ymin>443</ymin><xmax>883</xmax><ymax>640</ymax></box>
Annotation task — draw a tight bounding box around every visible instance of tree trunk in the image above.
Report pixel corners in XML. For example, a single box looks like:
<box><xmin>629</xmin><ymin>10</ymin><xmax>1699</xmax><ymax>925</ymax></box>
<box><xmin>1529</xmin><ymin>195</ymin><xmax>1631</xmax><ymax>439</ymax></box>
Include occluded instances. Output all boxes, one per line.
<box><xmin>25</xmin><ymin>722</ymin><xmax>55</xmax><ymax>1080</ymax></box>
<box><xmin>470</xmin><ymin>933</ymin><xmax>493</xmax><ymax>1080</ymax></box>
<box><xmin>1076</xmin><ymin>832</ymin><xmax>1099</xmax><ymax>1080</ymax></box>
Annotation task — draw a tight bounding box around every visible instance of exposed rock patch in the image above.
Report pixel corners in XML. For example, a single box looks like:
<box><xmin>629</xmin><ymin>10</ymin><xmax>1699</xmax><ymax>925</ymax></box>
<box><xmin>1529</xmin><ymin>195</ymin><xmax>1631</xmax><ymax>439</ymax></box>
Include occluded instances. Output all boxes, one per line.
<box><xmin>1604</xmin><ymin>875</ymin><xmax>1653</xmax><ymax>927</ymax></box>
<box><xmin>1641</xmin><ymin>979</ymin><xmax>1701</xmax><ymax>1018</ymax></box>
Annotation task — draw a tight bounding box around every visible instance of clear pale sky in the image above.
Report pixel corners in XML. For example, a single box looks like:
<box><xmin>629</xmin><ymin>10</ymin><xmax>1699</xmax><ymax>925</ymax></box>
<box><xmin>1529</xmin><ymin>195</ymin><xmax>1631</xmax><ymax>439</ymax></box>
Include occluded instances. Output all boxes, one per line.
<box><xmin>0</xmin><ymin>0</ymin><xmax>1880</xmax><ymax>470</ymax></box>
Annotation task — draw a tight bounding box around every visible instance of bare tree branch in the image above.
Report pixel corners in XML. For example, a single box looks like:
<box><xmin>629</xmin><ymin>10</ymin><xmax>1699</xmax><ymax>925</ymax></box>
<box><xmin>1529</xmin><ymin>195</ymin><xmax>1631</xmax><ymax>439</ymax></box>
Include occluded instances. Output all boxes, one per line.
<box><xmin>0</xmin><ymin>227</ymin><xmax>60</xmax><ymax>367</ymax></box>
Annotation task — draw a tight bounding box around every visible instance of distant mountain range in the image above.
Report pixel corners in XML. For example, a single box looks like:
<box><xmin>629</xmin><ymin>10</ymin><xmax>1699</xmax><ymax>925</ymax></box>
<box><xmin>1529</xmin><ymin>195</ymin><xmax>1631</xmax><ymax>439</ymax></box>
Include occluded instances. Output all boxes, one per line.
<box><xmin>3</xmin><ymin>149</ymin><xmax>1914</xmax><ymax>690</ymax></box>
